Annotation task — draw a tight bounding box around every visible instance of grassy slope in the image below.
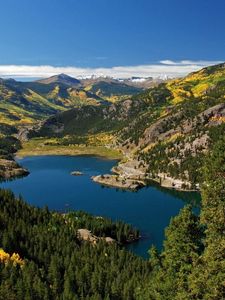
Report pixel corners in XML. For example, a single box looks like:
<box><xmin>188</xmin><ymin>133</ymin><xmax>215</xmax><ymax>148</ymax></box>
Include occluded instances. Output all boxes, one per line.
<box><xmin>84</xmin><ymin>80</ymin><xmax>143</xmax><ymax>102</ymax></box>
<box><xmin>17</xmin><ymin>137</ymin><xmax>123</xmax><ymax>159</ymax></box>
<box><xmin>0</xmin><ymin>78</ymin><xmax>143</xmax><ymax>126</ymax></box>
<box><xmin>0</xmin><ymin>80</ymin><xmax>103</xmax><ymax>126</ymax></box>
<box><xmin>117</xmin><ymin>63</ymin><xmax>225</xmax><ymax>143</ymax></box>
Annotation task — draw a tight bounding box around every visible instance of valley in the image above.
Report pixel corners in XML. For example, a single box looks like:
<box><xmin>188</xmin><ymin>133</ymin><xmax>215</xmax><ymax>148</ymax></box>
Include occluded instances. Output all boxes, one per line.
<box><xmin>0</xmin><ymin>74</ymin><xmax>145</xmax><ymax>126</ymax></box>
<box><xmin>16</xmin><ymin>137</ymin><xmax>122</xmax><ymax>160</ymax></box>
<box><xmin>1</xmin><ymin>155</ymin><xmax>199</xmax><ymax>258</ymax></box>
<box><xmin>7</xmin><ymin>63</ymin><xmax>224</xmax><ymax>191</ymax></box>
<box><xmin>0</xmin><ymin>62</ymin><xmax>224</xmax><ymax>299</ymax></box>
<box><xmin>1</xmin><ymin>0</ymin><xmax>225</xmax><ymax>298</ymax></box>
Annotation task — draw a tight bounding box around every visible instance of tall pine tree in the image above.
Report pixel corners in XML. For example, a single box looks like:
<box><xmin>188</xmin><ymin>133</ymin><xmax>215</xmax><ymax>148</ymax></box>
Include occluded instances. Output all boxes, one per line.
<box><xmin>188</xmin><ymin>137</ymin><xmax>225</xmax><ymax>299</ymax></box>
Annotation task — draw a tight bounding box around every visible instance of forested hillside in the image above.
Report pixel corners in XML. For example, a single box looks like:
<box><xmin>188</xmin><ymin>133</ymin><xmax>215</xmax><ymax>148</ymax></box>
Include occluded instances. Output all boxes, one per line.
<box><xmin>136</xmin><ymin>134</ymin><xmax>225</xmax><ymax>299</ymax></box>
<box><xmin>0</xmin><ymin>77</ymin><xmax>102</xmax><ymax>125</ymax></box>
<box><xmin>0</xmin><ymin>134</ymin><xmax>224</xmax><ymax>299</ymax></box>
<box><xmin>0</xmin><ymin>120</ymin><xmax>29</xmax><ymax>180</ymax></box>
<box><xmin>0</xmin><ymin>75</ymin><xmax>143</xmax><ymax>126</ymax></box>
<box><xmin>0</xmin><ymin>189</ymin><xmax>149</xmax><ymax>299</ymax></box>
<box><xmin>0</xmin><ymin>63</ymin><xmax>224</xmax><ymax>299</ymax></box>
<box><xmin>34</xmin><ymin>63</ymin><xmax>225</xmax><ymax>190</ymax></box>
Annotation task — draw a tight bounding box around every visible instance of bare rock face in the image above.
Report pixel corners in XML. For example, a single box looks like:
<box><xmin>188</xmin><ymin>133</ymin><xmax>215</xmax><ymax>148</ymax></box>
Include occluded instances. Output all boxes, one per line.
<box><xmin>137</xmin><ymin>103</ymin><xmax>225</xmax><ymax>150</ymax></box>
<box><xmin>112</xmin><ymin>160</ymin><xmax>146</xmax><ymax>179</ymax></box>
<box><xmin>139</xmin><ymin>112</ymin><xmax>182</xmax><ymax>146</ymax></box>
<box><xmin>15</xmin><ymin>122</ymin><xmax>45</xmax><ymax>142</ymax></box>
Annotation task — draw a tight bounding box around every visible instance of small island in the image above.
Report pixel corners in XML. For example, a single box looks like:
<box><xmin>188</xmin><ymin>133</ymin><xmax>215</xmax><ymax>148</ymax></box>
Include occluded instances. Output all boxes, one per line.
<box><xmin>71</xmin><ymin>171</ymin><xmax>83</xmax><ymax>176</ymax></box>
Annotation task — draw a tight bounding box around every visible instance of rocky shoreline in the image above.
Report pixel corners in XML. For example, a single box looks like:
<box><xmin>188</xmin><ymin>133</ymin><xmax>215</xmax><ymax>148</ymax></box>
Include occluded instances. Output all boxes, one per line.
<box><xmin>92</xmin><ymin>174</ymin><xmax>146</xmax><ymax>191</ymax></box>
<box><xmin>0</xmin><ymin>158</ymin><xmax>29</xmax><ymax>180</ymax></box>
<box><xmin>149</xmin><ymin>173</ymin><xmax>199</xmax><ymax>191</ymax></box>
<box><xmin>92</xmin><ymin>159</ymin><xmax>199</xmax><ymax>192</ymax></box>
<box><xmin>92</xmin><ymin>159</ymin><xmax>147</xmax><ymax>190</ymax></box>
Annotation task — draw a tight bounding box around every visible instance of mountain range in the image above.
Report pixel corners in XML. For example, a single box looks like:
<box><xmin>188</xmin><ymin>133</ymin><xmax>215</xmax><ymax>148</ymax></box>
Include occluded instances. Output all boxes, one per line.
<box><xmin>0</xmin><ymin>62</ymin><xmax>225</xmax><ymax>300</ymax></box>
<box><xmin>0</xmin><ymin>74</ymin><xmax>156</xmax><ymax>126</ymax></box>
<box><xmin>31</xmin><ymin>62</ymin><xmax>225</xmax><ymax>190</ymax></box>
<box><xmin>1</xmin><ymin>62</ymin><xmax>225</xmax><ymax>190</ymax></box>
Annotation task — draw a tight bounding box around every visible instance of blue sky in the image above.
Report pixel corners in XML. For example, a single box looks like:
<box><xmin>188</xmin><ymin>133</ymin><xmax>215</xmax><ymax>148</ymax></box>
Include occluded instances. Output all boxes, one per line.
<box><xmin>0</xmin><ymin>0</ymin><xmax>224</xmax><ymax>78</ymax></box>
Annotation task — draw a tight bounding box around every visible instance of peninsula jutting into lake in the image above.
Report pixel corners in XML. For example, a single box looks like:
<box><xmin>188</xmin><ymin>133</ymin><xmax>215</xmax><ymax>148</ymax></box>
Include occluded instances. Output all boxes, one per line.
<box><xmin>1</xmin><ymin>155</ymin><xmax>200</xmax><ymax>258</ymax></box>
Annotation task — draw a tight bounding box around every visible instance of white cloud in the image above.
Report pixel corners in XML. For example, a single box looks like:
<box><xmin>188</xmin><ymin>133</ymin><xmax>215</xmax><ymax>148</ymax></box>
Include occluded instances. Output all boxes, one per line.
<box><xmin>159</xmin><ymin>60</ymin><xmax>222</xmax><ymax>66</ymax></box>
<box><xmin>0</xmin><ymin>60</ymin><xmax>222</xmax><ymax>80</ymax></box>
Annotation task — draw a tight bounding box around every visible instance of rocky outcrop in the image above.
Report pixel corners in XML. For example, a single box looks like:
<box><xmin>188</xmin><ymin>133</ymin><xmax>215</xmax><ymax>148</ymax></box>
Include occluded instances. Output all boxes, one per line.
<box><xmin>103</xmin><ymin>99</ymin><xmax>142</xmax><ymax>121</ymax></box>
<box><xmin>92</xmin><ymin>160</ymin><xmax>146</xmax><ymax>191</ymax></box>
<box><xmin>138</xmin><ymin>103</ymin><xmax>225</xmax><ymax>149</ymax></box>
<box><xmin>15</xmin><ymin>122</ymin><xmax>44</xmax><ymax>142</ymax></box>
<box><xmin>108</xmin><ymin>103</ymin><xmax>225</xmax><ymax>192</ymax></box>
<box><xmin>0</xmin><ymin>159</ymin><xmax>29</xmax><ymax>180</ymax></box>
<box><xmin>92</xmin><ymin>174</ymin><xmax>145</xmax><ymax>190</ymax></box>
<box><xmin>112</xmin><ymin>160</ymin><xmax>146</xmax><ymax>178</ymax></box>
<box><xmin>77</xmin><ymin>229</ymin><xmax>116</xmax><ymax>244</ymax></box>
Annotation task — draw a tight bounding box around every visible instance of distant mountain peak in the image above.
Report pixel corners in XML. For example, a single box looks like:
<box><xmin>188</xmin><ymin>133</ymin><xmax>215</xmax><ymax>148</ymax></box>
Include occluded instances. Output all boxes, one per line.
<box><xmin>57</xmin><ymin>73</ymin><xmax>72</xmax><ymax>79</ymax></box>
<box><xmin>36</xmin><ymin>73</ymin><xmax>81</xmax><ymax>86</ymax></box>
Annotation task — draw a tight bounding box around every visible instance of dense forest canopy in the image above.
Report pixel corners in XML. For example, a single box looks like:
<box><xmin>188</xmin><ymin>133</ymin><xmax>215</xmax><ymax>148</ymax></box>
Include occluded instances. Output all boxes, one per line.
<box><xmin>137</xmin><ymin>135</ymin><xmax>225</xmax><ymax>299</ymax></box>
<box><xmin>0</xmin><ymin>189</ymin><xmax>150</xmax><ymax>299</ymax></box>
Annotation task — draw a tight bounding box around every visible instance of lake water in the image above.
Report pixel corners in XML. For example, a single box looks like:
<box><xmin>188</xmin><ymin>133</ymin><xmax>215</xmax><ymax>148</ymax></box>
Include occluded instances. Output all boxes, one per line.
<box><xmin>0</xmin><ymin>155</ymin><xmax>200</xmax><ymax>258</ymax></box>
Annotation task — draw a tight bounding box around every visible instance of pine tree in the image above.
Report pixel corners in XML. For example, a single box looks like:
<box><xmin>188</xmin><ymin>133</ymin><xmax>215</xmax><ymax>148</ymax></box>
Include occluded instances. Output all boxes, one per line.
<box><xmin>137</xmin><ymin>206</ymin><xmax>202</xmax><ymax>300</ymax></box>
<box><xmin>188</xmin><ymin>137</ymin><xmax>225</xmax><ymax>299</ymax></box>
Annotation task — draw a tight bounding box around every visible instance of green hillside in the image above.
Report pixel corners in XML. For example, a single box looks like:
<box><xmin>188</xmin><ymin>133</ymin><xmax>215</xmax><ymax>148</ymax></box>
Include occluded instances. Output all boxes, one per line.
<box><xmin>84</xmin><ymin>80</ymin><xmax>143</xmax><ymax>102</ymax></box>
<box><xmin>0</xmin><ymin>189</ymin><xmax>150</xmax><ymax>299</ymax></box>
<box><xmin>1</xmin><ymin>63</ymin><xmax>225</xmax><ymax>300</ymax></box>
<box><xmin>0</xmin><ymin>75</ymin><xmax>144</xmax><ymax>127</ymax></box>
<box><xmin>0</xmin><ymin>78</ymin><xmax>104</xmax><ymax>126</ymax></box>
<box><xmin>35</xmin><ymin>63</ymin><xmax>225</xmax><ymax>189</ymax></box>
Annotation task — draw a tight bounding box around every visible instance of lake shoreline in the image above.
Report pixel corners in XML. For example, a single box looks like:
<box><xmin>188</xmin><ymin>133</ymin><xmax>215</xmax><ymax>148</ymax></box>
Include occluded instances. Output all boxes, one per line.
<box><xmin>16</xmin><ymin>139</ymin><xmax>199</xmax><ymax>192</ymax></box>
<box><xmin>16</xmin><ymin>145</ymin><xmax>122</xmax><ymax>160</ymax></box>
<box><xmin>16</xmin><ymin>148</ymin><xmax>199</xmax><ymax>192</ymax></box>
<box><xmin>1</xmin><ymin>154</ymin><xmax>200</xmax><ymax>258</ymax></box>
<box><xmin>92</xmin><ymin>174</ymin><xmax>146</xmax><ymax>191</ymax></box>
<box><xmin>0</xmin><ymin>158</ymin><xmax>30</xmax><ymax>181</ymax></box>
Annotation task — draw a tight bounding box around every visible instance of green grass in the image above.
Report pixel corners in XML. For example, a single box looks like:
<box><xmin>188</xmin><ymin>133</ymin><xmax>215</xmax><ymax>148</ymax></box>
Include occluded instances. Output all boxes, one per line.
<box><xmin>17</xmin><ymin>138</ymin><xmax>123</xmax><ymax>160</ymax></box>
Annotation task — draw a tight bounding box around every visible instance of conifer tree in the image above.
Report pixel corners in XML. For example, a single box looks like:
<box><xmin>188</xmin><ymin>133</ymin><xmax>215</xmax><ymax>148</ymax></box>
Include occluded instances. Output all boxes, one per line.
<box><xmin>188</xmin><ymin>137</ymin><xmax>225</xmax><ymax>299</ymax></box>
<box><xmin>137</xmin><ymin>206</ymin><xmax>202</xmax><ymax>299</ymax></box>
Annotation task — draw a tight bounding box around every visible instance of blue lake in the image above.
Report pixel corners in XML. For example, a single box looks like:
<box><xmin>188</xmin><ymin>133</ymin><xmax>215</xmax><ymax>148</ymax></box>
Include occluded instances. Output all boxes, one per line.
<box><xmin>0</xmin><ymin>155</ymin><xmax>200</xmax><ymax>258</ymax></box>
